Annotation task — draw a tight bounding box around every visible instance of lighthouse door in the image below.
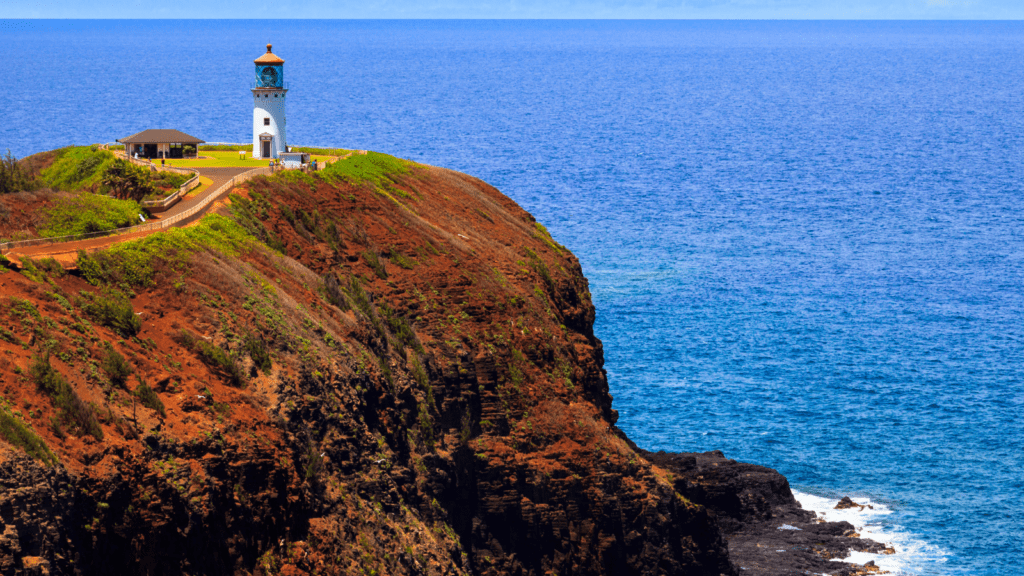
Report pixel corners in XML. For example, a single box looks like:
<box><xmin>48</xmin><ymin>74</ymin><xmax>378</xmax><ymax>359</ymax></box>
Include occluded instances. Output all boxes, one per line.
<box><xmin>262</xmin><ymin>140</ymin><xmax>271</xmax><ymax>159</ymax></box>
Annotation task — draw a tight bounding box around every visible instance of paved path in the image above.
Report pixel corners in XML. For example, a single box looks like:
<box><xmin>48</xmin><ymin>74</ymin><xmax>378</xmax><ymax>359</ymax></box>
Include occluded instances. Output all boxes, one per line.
<box><xmin>156</xmin><ymin>167</ymin><xmax>250</xmax><ymax>221</ymax></box>
<box><xmin>5</xmin><ymin>167</ymin><xmax>252</xmax><ymax>266</ymax></box>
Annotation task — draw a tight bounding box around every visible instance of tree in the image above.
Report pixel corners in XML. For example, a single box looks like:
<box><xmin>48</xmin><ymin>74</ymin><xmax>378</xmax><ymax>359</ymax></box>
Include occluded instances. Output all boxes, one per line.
<box><xmin>0</xmin><ymin>149</ymin><xmax>33</xmax><ymax>195</ymax></box>
<box><xmin>102</xmin><ymin>159</ymin><xmax>154</xmax><ymax>202</ymax></box>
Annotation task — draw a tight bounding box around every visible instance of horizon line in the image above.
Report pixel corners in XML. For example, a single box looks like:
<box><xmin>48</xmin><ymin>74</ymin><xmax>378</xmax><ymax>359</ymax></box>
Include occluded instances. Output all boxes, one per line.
<box><xmin>4</xmin><ymin>17</ymin><xmax>1024</xmax><ymax>21</ymax></box>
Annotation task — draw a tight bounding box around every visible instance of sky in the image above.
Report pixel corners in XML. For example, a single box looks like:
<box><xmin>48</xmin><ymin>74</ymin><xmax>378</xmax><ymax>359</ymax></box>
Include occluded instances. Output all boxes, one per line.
<box><xmin>1</xmin><ymin>0</ymin><xmax>1021</xmax><ymax>19</ymax></box>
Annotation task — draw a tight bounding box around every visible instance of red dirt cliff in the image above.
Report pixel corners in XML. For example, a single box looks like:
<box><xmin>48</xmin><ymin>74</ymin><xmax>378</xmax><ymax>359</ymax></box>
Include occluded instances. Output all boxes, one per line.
<box><xmin>0</xmin><ymin>154</ymin><xmax>737</xmax><ymax>576</ymax></box>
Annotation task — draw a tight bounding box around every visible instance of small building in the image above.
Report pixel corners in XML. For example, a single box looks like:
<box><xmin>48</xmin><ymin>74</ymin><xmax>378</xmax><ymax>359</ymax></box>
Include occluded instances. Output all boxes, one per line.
<box><xmin>278</xmin><ymin>151</ymin><xmax>309</xmax><ymax>169</ymax></box>
<box><xmin>118</xmin><ymin>129</ymin><xmax>205</xmax><ymax>159</ymax></box>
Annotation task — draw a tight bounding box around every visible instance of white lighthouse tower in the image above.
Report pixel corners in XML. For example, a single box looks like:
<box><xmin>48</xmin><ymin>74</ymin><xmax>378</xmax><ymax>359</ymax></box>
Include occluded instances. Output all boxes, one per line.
<box><xmin>252</xmin><ymin>44</ymin><xmax>287</xmax><ymax>159</ymax></box>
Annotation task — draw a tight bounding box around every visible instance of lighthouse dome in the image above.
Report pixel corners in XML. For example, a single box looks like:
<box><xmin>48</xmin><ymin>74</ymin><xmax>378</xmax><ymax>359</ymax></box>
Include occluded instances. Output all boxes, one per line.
<box><xmin>255</xmin><ymin>44</ymin><xmax>285</xmax><ymax>65</ymax></box>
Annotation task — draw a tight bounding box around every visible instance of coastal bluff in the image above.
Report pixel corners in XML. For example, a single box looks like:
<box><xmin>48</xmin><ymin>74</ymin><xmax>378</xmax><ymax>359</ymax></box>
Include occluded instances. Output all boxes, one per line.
<box><xmin>0</xmin><ymin>149</ymin><xmax>881</xmax><ymax>575</ymax></box>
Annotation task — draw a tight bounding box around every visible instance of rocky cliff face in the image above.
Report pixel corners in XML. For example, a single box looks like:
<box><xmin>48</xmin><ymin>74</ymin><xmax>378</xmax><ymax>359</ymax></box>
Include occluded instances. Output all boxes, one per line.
<box><xmin>0</xmin><ymin>154</ymin><xmax>737</xmax><ymax>576</ymax></box>
<box><xmin>639</xmin><ymin>450</ymin><xmax>890</xmax><ymax>576</ymax></box>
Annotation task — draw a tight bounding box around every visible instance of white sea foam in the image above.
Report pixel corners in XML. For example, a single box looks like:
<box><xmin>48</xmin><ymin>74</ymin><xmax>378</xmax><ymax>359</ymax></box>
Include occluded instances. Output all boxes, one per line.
<box><xmin>792</xmin><ymin>491</ymin><xmax>950</xmax><ymax>575</ymax></box>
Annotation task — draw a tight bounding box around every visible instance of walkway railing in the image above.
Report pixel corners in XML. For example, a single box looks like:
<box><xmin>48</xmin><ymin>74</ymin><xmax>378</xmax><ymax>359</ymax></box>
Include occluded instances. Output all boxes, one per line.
<box><xmin>0</xmin><ymin>167</ymin><xmax>271</xmax><ymax>255</ymax></box>
<box><xmin>140</xmin><ymin>174</ymin><xmax>202</xmax><ymax>212</ymax></box>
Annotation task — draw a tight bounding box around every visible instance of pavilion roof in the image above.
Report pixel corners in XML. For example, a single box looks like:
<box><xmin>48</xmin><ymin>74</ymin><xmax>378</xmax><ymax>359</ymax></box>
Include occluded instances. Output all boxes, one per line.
<box><xmin>117</xmin><ymin>129</ymin><xmax>205</xmax><ymax>145</ymax></box>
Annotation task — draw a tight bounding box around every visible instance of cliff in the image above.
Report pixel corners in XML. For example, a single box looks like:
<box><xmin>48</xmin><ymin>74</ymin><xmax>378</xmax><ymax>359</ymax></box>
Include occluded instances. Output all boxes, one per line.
<box><xmin>0</xmin><ymin>150</ymin><xmax>882</xmax><ymax>575</ymax></box>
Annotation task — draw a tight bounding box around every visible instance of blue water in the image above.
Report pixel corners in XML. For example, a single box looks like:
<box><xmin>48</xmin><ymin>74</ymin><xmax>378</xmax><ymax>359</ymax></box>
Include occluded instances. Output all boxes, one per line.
<box><xmin>5</xmin><ymin>20</ymin><xmax>1023</xmax><ymax>575</ymax></box>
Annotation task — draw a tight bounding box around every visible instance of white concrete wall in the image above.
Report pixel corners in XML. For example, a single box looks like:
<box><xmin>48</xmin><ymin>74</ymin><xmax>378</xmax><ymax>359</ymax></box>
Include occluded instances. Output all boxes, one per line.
<box><xmin>252</xmin><ymin>89</ymin><xmax>288</xmax><ymax>159</ymax></box>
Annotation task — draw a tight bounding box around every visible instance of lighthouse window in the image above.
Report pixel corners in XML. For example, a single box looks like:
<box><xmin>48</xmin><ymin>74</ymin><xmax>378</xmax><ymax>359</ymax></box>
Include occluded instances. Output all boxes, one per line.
<box><xmin>264</xmin><ymin>118</ymin><xmax>270</xmax><ymax>126</ymax></box>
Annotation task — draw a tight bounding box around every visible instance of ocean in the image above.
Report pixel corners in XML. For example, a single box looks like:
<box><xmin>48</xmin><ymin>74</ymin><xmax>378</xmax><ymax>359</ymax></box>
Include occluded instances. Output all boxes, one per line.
<box><xmin>4</xmin><ymin>19</ymin><xmax>1023</xmax><ymax>576</ymax></box>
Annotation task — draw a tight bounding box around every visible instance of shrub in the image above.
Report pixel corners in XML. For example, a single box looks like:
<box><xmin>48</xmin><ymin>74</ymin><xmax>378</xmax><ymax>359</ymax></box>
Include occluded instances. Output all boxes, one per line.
<box><xmin>39</xmin><ymin>194</ymin><xmax>144</xmax><ymax>238</ymax></box>
<box><xmin>21</xmin><ymin>257</ymin><xmax>65</xmax><ymax>282</ymax></box>
<box><xmin>228</xmin><ymin>193</ymin><xmax>286</xmax><ymax>253</ymax></box>
<box><xmin>0</xmin><ymin>149</ymin><xmax>37</xmax><ymax>194</ymax></box>
<box><xmin>243</xmin><ymin>333</ymin><xmax>272</xmax><ymax>374</ymax></box>
<box><xmin>76</xmin><ymin>214</ymin><xmax>253</xmax><ymax>288</ymax></box>
<box><xmin>320</xmin><ymin>151</ymin><xmax>411</xmax><ymax>189</ymax></box>
<box><xmin>387</xmin><ymin>246</ymin><xmax>414</xmax><ymax>270</ymax></box>
<box><xmin>102</xmin><ymin>159</ymin><xmax>155</xmax><ymax>202</ymax></box>
<box><xmin>133</xmin><ymin>379</ymin><xmax>165</xmax><ymax>417</ymax></box>
<box><xmin>322</xmin><ymin>272</ymin><xmax>351</xmax><ymax>311</ymax></box>
<box><xmin>29</xmin><ymin>353</ymin><xmax>103</xmax><ymax>440</ymax></box>
<box><xmin>35</xmin><ymin>257</ymin><xmax>65</xmax><ymax>277</ymax></box>
<box><xmin>39</xmin><ymin>146</ymin><xmax>116</xmax><ymax>191</ymax></box>
<box><xmin>343</xmin><ymin>275</ymin><xmax>385</xmax><ymax>339</ymax></box>
<box><xmin>17</xmin><ymin>258</ymin><xmax>46</xmax><ymax>283</ymax></box>
<box><xmin>303</xmin><ymin>437</ymin><xmax>324</xmax><ymax>481</ymax></box>
<box><xmin>381</xmin><ymin>303</ymin><xmax>423</xmax><ymax>354</ymax></box>
<box><xmin>417</xmin><ymin>403</ymin><xmax>435</xmax><ymax>450</ymax></box>
<box><xmin>410</xmin><ymin>356</ymin><xmax>433</xmax><ymax>407</ymax></box>
<box><xmin>0</xmin><ymin>326</ymin><xmax>21</xmax><ymax>346</ymax></box>
<box><xmin>0</xmin><ymin>405</ymin><xmax>57</xmax><ymax>465</ymax></box>
<box><xmin>362</xmin><ymin>250</ymin><xmax>387</xmax><ymax>280</ymax></box>
<box><xmin>79</xmin><ymin>290</ymin><xmax>141</xmax><ymax>337</ymax></box>
<box><xmin>150</xmin><ymin>170</ymin><xmax>189</xmax><ymax>191</ymax></box>
<box><xmin>176</xmin><ymin>330</ymin><xmax>246</xmax><ymax>387</ymax></box>
<box><xmin>525</xmin><ymin>247</ymin><xmax>553</xmax><ymax>291</ymax></box>
<box><xmin>100</xmin><ymin>345</ymin><xmax>132</xmax><ymax>388</ymax></box>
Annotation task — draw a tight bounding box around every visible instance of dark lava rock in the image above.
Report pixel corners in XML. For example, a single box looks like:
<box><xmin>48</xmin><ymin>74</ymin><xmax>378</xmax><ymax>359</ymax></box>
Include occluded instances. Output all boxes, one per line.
<box><xmin>640</xmin><ymin>449</ymin><xmax>886</xmax><ymax>576</ymax></box>
<box><xmin>835</xmin><ymin>496</ymin><xmax>872</xmax><ymax>510</ymax></box>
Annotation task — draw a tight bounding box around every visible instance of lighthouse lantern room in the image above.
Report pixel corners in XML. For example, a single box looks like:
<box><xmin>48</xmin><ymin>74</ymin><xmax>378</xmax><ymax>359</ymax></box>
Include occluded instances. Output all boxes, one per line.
<box><xmin>252</xmin><ymin>44</ymin><xmax>287</xmax><ymax>159</ymax></box>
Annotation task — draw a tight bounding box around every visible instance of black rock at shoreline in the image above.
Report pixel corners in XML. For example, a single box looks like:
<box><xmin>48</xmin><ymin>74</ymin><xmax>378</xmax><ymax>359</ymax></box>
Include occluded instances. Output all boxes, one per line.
<box><xmin>639</xmin><ymin>449</ymin><xmax>890</xmax><ymax>576</ymax></box>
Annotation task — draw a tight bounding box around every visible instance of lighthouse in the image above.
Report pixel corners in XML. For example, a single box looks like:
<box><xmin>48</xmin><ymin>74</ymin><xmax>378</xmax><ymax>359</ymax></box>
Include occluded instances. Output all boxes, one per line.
<box><xmin>252</xmin><ymin>44</ymin><xmax>287</xmax><ymax>159</ymax></box>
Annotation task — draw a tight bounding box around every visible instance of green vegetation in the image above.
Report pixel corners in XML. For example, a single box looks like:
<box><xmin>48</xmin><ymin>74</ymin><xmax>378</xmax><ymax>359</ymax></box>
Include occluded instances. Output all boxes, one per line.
<box><xmin>230</xmin><ymin>191</ymin><xmax>286</xmax><ymax>252</ymax></box>
<box><xmin>289</xmin><ymin>146</ymin><xmax>352</xmax><ymax>157</ymax></box>
<box><xmin>363</xmin><ymin>250</ymin><xmax>388</xmax><ymax>280</ymax></box>
<box><xmin>176</xmin><ymin>330</ymin><xmax>246</xmax><ymax>388</ymax></box>
<box><xmin>39</xmin><ymin>194</ymin><xmax>144</xmax><ymax>238</ymax></box>
<box><xmin>133</xmin><ymin>379</ymin><xmax>165</xmax><ymax>417</ymax></box>
<box><xmin>18</xmin><ymin>257</ymin><xmax>65</xmax><ymax>283</ymax></box>
<box><xmin>102</xmin><ymin>159</ymin><xmax>155</xmax><ymax>202</ymax></box>
<box><xmin>387</xmin><ymin>246</ymin><xmax>415</xmax><ymax>270</ymax></box>
<box><xmin>321</xmin><ymin>151</ymin><xmax>411</xmax><ymax>189</ymax></box>
<box><xmin>0</xmin><ymin>325</ymin><xmax>22</xmax><ymax>346</ymax></box>
<box><xmin>196</xmin><ymin>144</ymin><xmax>250</xmax><ymax>151</ymax></box>
<box><xmin>525</xmin><ymin>247</ymin><xmax>554</xmax><ymax>291</ymax></box>
<box><xmin>100</xmin><ymin>345</ymin><xmax>132</xmax><ymax>388</ymax></box>
<box><xmin>1</xmin><ymin>150</ymin><xmax>40</xmax><ymax>194</ymax></box>
<box><xmin>417</xmin><ymin>403</ymin><xmax>435</xmax><ymax>450</ymax></box>
<box><xmin>77</xmin><ymin>214</ymin><xmax>253</xmax><ymax>287</ymax></box>
<box><xmin>78</xmin><ymin>289</ymin><xmax>141</xmax><ymax>337</ymax></box>
<box><xmin>39</xmin><ymin>146</ymin><xmax>117</xmax><ymax>191</ymax></box>
<box><xmin>167</xmin><ymin>150</ymin><xmax>333</xmax><ymax>168</ymax></box>
<box><xmin>168</xmin><ymin>151</ymin><xmax>268</xmax><ymax>168</ymax></box>
<box><xmin>244</xmin><ymin>333</ymin><xmax>272</xmax><ymax>374</ymax></box>
<box><xmin>533</xmin><ymin>222</ymin><xmax>565</xmax><ymax>255</ymax></box>
<box><xmin>303</xmin><ymin>439</ymin><xmax>324</xmax><ymax>480</ymax></box>
<box><xmin>380</xmin><ymin>302</ymin><xmax>423</xmax><ymax>354</ymax></box>
<box><xmin>29</xmin><ymin>353</ymin><xmax>103</xmax><ymax>441</ymax></box>
<box><xmin>0</xmin><ymin>401</ymin><xmax>57</xmax><ymax>465</ymax></box>
<box><xmin>149</xmin><ymin>169</ymin><xmax>189</xmax><ymax>192</ymax></box>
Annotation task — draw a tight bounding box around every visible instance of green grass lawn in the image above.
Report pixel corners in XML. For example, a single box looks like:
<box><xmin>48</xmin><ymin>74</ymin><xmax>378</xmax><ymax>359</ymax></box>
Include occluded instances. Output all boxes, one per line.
<box><xmin>165</xmin><ymin>150</ymin><xmax>340</xmax><ymax>168</ymax></box>
<box><xmin>165</xmin><ymin>151</ymin><xmax>275</xmax><ymax>168</ymax></box>
<box><xmin>184</xmin><ymin>176</ymin><xmax>213</xmax><ymax>198</ymax></box>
